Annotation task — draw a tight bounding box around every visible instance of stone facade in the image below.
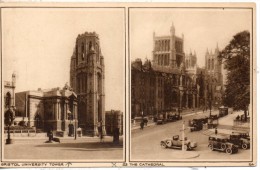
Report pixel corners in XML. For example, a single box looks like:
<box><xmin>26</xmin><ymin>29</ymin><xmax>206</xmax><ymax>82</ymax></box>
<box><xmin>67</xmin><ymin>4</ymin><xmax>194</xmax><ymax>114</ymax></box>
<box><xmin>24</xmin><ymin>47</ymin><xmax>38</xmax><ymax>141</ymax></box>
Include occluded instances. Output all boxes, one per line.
<box><xmin>152</xmin><ymin>22</ymin><xmax>185</xmax><ymax>70</ymax></box>
<box><xmin>15</xmin><ymin>86</ymin><xmax>78</xmax><ymax>135</ymax></box>
<box><xmin>70</xmin><ymin>32</ymin><xmax>105</xmax><ymax>136</ymax></box>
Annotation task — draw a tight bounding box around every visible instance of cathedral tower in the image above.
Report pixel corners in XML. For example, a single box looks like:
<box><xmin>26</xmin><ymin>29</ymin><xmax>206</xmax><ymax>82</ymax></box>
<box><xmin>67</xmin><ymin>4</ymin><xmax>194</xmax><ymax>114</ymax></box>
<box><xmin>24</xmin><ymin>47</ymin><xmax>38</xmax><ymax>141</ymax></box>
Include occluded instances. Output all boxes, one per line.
<box><xmin>70</xmin><ymin>32</ymin><xmax>105</xmax><ymax>136</ymax></box>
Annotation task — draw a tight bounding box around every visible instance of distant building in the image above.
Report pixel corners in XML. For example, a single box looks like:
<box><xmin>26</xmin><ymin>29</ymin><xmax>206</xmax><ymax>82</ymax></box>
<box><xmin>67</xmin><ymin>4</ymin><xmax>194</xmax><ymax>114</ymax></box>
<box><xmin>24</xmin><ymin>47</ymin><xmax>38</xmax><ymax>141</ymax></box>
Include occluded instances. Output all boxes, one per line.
<box><xmin>4</xmin><ymin>73</ymin><xmax>16</xmax><ymax>111</ymax></box>
<box><xmin>204</xmin><ymin>45</ymin><xmax>224</xmax><ymax>108</ymax></box>
<box><xmin>70</xmin><ymin>32</ymin><xmax>105</xmax><ymax>136</ymax></box>
<box><xmin>15</xmin><ymin>84</ymin><xmax>77</xmax><ymax>134</ymax></box>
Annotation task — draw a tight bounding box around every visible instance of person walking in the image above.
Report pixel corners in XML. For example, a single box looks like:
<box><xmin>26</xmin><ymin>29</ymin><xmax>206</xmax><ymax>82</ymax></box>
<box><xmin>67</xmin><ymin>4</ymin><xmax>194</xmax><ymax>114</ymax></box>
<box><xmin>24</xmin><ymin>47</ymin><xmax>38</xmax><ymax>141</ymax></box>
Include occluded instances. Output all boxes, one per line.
<box><xmin>48</xmin><ymin>129</ymin><xmax>53</xmax><ymax>142</ymax></box>
<box><xmin>215</xmin><ymin>128</ymin><xmax>218</xmax><ymax>135</ymax></box>
<box><xmin>140</xmin><ymin>120</ymin><xmax>144</xmax><ymax>130</ymax></box>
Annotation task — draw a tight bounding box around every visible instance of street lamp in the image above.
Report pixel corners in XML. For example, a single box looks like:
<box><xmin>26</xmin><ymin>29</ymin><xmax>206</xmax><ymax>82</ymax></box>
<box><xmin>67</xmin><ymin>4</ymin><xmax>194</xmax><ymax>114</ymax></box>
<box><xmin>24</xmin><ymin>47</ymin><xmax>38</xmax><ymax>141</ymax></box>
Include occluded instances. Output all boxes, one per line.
<box><xmin>5</xmin><ymin>106</ymin><xmax>15</xmax><ymax>144</ymax></box>
<box><xmin>209</xmin><ymin>94</ymin><xmax>212</xmax><ymax>117</ymax></box>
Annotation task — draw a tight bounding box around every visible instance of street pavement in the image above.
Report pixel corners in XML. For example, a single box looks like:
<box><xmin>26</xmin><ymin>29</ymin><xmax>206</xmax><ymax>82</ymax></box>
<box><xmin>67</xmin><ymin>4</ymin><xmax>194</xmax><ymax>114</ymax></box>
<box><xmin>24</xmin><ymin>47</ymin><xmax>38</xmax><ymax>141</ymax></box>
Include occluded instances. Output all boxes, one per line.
<box><xmin>4</xmin><ymin>136</ymin><xmax>123</xmax><ymax>160</ymax></box>
<box><xmin>131</xmin><ymin>110</ymin><xmax>251</xmax><ymax>161</ymax></box>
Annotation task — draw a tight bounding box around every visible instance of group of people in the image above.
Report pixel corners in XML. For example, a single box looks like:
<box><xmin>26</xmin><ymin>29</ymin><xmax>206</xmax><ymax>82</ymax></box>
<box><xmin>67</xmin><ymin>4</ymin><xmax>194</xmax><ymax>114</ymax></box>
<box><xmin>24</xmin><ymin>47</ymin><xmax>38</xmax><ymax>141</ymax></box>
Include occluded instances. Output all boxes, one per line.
<box><xmin>236</xmin><ymin>114</ymin><xmax>247</xmax><ymax>122</ymax></box>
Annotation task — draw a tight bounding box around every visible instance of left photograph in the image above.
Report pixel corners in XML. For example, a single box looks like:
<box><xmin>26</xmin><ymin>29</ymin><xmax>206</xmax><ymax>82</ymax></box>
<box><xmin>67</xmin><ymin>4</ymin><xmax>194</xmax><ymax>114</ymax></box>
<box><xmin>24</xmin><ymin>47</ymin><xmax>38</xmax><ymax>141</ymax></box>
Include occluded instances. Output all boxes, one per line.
<box><xmin>2</xmin><ymin>7</ymin><xmax>125</xmax><ymax>161</ymax></box>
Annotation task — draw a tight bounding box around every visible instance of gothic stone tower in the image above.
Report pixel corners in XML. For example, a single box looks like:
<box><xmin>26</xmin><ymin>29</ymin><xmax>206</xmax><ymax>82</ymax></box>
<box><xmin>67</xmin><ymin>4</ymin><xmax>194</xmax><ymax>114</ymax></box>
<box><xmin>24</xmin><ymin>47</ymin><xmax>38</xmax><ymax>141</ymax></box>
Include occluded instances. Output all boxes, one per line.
<box><xmin>152</xmin><ymin>22</ymin><xmax>185</xmax><ymax>70</ymax></box>
<box><xmin>70</xmin><ymin>32</ymin><xmax>105</xmax><ymax>136</ymax></box>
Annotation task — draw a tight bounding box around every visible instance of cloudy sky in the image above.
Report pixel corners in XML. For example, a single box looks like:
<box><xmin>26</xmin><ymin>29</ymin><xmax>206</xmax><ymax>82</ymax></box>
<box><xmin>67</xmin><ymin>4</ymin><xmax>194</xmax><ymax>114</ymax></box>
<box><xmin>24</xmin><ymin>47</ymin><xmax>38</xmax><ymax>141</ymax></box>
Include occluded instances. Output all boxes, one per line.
<box><xmin>2</xmin><ymin>8</ymin><xmax>125</xmax><ymax>111</ymax></box>
<box><xmin>130</xmin><ymin>8</ymin><xmax>252</xmax><ymax>67</ymax></box>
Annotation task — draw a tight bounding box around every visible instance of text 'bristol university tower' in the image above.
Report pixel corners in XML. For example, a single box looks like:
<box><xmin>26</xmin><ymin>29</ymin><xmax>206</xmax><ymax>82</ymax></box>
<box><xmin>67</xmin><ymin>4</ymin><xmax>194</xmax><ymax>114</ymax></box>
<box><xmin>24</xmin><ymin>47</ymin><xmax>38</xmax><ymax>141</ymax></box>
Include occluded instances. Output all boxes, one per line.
<box><xmin>70</xmin><ymin>32</ymin><xmax>105</xmax><ymax>136</ymax></box>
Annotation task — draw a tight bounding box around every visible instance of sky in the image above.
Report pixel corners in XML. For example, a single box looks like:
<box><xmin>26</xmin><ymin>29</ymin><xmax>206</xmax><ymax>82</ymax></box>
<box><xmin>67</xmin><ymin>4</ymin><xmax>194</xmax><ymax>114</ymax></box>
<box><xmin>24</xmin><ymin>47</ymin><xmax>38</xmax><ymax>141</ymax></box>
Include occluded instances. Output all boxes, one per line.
<box><xmin>2</xmin><ymin>8</ymin><xmax>125</xmax><ymax>111</ymax></box>
<box><xmin>130</xmin><ymin>8</ymin><xmax>252</xmax><ymax>67</ymax></box>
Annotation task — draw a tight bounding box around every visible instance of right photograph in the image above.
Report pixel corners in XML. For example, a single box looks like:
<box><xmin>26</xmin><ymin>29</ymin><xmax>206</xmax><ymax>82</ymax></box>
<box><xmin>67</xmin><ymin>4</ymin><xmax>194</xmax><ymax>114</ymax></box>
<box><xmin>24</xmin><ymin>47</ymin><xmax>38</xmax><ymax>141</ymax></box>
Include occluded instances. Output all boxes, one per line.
<box><xmin>130</xmin><ymin>7</ymin><xmax>254</xmax><ymax>162</ymax></box>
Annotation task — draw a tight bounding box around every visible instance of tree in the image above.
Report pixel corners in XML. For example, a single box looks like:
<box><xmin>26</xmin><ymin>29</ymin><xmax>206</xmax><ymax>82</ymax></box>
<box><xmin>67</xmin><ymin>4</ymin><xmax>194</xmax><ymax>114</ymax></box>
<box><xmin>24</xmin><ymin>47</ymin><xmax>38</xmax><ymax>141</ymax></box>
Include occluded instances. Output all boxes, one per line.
<box><xmin>218</xmin><ymin>31</ymin><xmax>250</xmax><ymax>119</ymax></box>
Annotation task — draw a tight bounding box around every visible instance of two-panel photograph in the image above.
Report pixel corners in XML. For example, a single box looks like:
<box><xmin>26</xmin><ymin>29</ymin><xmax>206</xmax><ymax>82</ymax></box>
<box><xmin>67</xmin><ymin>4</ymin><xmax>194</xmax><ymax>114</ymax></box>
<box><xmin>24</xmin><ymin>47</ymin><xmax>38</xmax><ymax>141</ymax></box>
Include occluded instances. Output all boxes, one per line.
<box><xmin>0</xmin><ymin>2</ymin><xmax>257</xmax><ymax>168</ymax></box>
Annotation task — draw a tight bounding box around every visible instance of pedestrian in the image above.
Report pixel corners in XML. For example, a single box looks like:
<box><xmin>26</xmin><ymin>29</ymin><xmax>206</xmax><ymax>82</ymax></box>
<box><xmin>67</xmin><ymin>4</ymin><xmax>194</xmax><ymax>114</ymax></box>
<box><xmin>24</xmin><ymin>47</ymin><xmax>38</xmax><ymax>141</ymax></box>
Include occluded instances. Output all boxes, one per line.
<box><xmin>215</xmin><ymin>128</ymin><xmax>218</xmax><ymax>135</ymax></box>
<box><xmin>48</xmin><ymin>129</ymin><xmax>53</xmax><ymax>142</ymax></box>
<box><xmin>140</xmin><ymin>121</ymin><xmax>144</xmax><ymax>130</ymax></box>
<box><xmin>100</xmin><ymin>130</ymin><xmax>104</xmax><ymax>142</ymax></box>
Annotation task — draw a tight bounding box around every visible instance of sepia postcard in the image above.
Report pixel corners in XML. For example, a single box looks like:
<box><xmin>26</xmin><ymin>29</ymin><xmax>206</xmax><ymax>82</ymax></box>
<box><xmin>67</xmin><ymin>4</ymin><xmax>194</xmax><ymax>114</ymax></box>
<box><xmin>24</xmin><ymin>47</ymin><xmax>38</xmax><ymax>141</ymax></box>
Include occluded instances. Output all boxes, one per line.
<box><xmin>0</xmin><ymin>2</ymin><xmax>257</xmax><ymax>168</ymax></box>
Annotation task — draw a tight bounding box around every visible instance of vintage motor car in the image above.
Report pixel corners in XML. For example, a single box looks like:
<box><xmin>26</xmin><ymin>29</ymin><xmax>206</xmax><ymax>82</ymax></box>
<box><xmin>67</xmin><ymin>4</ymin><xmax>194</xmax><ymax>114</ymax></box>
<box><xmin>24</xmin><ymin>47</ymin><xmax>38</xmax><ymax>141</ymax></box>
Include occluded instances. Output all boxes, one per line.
<box><xmin>229</xmin><ymin>132</ymin><xmax>250</xmax><ymax>149</ymax></box>
<box><xmin>236</xmin><ymin>131</ymin><xmax>250</xmax><ymax>140</ymax></box>
<box><xmin>167</xmin><ymin>112</ymin><xmax>182</xmax><ymax>122</ymax></box>
<box><xmin>189</xmin><ymin>117</ymin><xmax>208</xmax><ymax>132</ymax></box>
<box><xmin>160</xmin><ymin>135</ymin><xmax>197</xmax><ymax>151</ymax></box>
<box><xmin>219</xmin><ymin>106</ymin><xmax>228</xmax><ymax>117</ymax></box>
<box><xmin>157</xmin><ymin>113</ymin><xmax>165</xmax><ymax>125</ymax></box>
<box><xmin>208</xmin><ymin>135</ymin><xmax>239</xmax><ymax>154</ymax></box>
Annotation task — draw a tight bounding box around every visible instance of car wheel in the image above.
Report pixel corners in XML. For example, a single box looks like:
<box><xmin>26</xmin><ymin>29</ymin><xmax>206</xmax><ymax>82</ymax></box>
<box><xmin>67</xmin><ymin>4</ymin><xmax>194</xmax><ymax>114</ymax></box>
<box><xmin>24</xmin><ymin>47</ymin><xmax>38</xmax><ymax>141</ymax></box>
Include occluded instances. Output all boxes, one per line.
<box><xmin>242</xmin><ymin>144</ymin><xmax>248</xmax><ymax>150</ymax></box>
<box><xmin>161</xmin><ymin>142</ymin><xmax>167</xmax><ymax>149</ymax></box>
<box><xmin>209</xmin><ymin>144</ymin><xmax>214</xmax><ymax>151</ymax></box>
<box><xmin>165</xmin><ymin>140</ymin><xmax>172</xmax><ymax>147</ymax></box>
<box><xmin>221</xmin><ymin>143</ymin><xmax>227</xmax><ymax>150</ymax></box>
<box><xmin>226</xmin><ymin>148</ymin><xmax>233</xmax><ymax>154</ymax></box>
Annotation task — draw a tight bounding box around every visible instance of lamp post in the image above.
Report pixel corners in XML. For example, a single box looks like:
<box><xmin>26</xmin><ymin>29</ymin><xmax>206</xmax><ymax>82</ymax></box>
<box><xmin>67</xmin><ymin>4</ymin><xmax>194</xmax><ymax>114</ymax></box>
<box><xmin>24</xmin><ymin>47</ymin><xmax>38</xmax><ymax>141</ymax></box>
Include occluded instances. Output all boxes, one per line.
<box><xmin>182</xmin><ymin>121</ymin><xmax>185</xmax><ymax>152</ymax></box>
<box><xmin>74</xmin><ymin>110</ymin><xmax>77</xmax><ymax>140</ymax></box>
<box><xmin>209</xmin><ymin>96</ymin><xmax>212</xmax><ymax>117</ymax></box>
<box><xmin>5</xmin><ymin>106</ymin><xmax>15</xmax><ymax>144</ymax></box>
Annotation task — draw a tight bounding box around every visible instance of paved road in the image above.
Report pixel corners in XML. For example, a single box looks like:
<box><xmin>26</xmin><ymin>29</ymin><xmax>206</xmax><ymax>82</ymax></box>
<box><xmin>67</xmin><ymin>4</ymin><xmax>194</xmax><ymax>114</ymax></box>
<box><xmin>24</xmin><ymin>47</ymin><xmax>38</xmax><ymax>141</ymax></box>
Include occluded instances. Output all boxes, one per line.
<box><xmin>131</xmin><ymin>110</ymin><xmax>251</xmax><ymax>161</ymax></box>
<box><xmin>4</xmin><ymin>136</ymin><xmax>123</xmax><ymax>161</ymax></box>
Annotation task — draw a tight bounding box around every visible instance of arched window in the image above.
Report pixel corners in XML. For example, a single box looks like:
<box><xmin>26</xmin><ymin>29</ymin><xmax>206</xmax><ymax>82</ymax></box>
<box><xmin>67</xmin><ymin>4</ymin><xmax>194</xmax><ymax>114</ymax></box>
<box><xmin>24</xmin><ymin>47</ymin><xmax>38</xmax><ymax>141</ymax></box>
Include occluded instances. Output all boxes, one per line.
<box><xmin>81</xmin><ymin>42</ymin><xmax>85</xmax><ymax>60</ymax></box>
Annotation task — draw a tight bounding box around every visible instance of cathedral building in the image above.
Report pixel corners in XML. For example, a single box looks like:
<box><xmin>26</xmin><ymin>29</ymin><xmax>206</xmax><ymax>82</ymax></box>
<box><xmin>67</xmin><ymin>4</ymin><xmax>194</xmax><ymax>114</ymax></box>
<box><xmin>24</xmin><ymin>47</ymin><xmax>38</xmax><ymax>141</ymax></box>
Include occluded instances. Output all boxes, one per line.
<box><xmin>70</xmin><ymin>32</ymin><xmax>105</xmax><ymax>136</ymax></box>
<box><xmin>132</xmin><ymin>23</ymin><xmax>200</xmax><ymax>118</ymax></box>
<box><xmin>131</xmin><ymin>23</ymin><xmax>224</xmax><ymax>118</ymax></box>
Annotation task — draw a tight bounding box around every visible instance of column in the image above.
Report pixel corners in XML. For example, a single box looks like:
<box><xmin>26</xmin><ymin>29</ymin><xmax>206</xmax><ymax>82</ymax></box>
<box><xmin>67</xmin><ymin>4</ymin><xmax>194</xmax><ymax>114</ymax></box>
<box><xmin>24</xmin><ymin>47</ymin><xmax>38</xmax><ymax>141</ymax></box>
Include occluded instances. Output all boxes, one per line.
<box><xmin>65</xmin><ymin>101</ymin><xmax>68</xmax><ymax>120</ymax></box>
<box><xmin>186</xmin><ymin>92</ymin><xmax>188</xmax><ymax>108</ymax></box>
<box><xmin>193</xmin><ymin>93</ymin><xmax>196</xmax><ymax>109</ymax></box>
<box><xmin>53</xmin><ymin>103</ymin><xmax>55</xmax><ymax>120</ymax></box>
<box><xmin>197</xmin><ymin>93</ymin><xmax>200</xmax><ymax>108</ymax></box>
<box><xmin>179</xmin><ymin>91</ymin><xmax>183</xmax><ymax>108</ymax></box>
<box><xmin>55</xmin><ymin>102</ymin><xmax>58</xmax><ymax>120</ymax></box>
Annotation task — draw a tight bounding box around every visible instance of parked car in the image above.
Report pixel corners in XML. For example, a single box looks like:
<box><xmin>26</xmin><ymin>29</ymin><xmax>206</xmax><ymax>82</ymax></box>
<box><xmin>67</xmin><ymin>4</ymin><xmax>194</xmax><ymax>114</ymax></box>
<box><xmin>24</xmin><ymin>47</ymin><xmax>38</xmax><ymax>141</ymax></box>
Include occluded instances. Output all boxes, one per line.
<box><xmin>229</xmin><ymin>132</ymin><xmax>250</xmax><ymax>149</ymax></box>
<box><xmin>235</xmin><ymin>131</ymin><xmax>250</xmax><ymax>141</ymax></box>
<box><xmin>219</xmin><ymin>106</ymin><xmax>228</xmax><ymax>117</ymax></box>
<box><xmin>167</xmin><ymin>112</ymin><xmax>182</xmax><ymax>122</ymax></box>
<box><xmin>157</xmin><ymin>113</ymin><xmax>165</xmax><ymax>125</ymax></box>
<box><xmin>189</xmin><ymin>117</ymin><xmax>208</xmax><ymax>132</ymax></box>
<box><xmin>208</xmin><ymin>135</ymin><xmax>239</xmax><ymax>154</ymax></box>
<box><xmin>209</xmin><ymin>114</ymin><xmax>218</xmax><ymax>120</ymax></box>
<box><xmin>160</xmin><ymin>135</ymin><xmax>197</xmax><ymax>151</ymax></box>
